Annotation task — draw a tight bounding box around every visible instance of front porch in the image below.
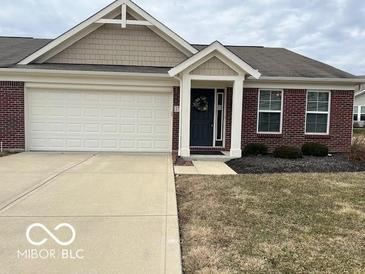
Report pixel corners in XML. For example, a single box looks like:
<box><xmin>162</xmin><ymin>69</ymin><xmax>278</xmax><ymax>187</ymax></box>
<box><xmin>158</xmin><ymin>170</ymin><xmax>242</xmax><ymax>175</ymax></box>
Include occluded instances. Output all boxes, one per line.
<box><xmin>179</xmin><ymin>79</ymin><xmax>244</xmax><ymax>158</ymax></box>
<box><xmin>168</xmin><ymin>41</ymin><xmax>261</xmax><ymax>159</ymax></box>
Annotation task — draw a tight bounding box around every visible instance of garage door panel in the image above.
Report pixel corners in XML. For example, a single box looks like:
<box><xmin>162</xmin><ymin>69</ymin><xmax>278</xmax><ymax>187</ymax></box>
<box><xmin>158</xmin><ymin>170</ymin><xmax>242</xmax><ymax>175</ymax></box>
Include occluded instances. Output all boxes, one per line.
<box><xmin>27</xmin><ymin>89</ymin><xmax>172</xmax><ymax>152</ymax></box>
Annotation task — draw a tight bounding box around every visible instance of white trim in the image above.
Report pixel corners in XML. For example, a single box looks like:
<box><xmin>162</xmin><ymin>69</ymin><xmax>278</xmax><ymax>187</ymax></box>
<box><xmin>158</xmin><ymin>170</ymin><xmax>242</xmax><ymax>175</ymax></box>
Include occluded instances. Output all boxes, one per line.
<box><xmin>180</xmin><ymin>72</ymin><xmax>191</xmax><ymax>157</ymax></box>
<box><xmin>18</xmin><ymin>0</ymin><xmax>197</xmax><ymax>65</ymax></box>
<box><xmin>95</xmin><ymin>19</ymin><xmax>153</xmax><ymax>26</ymax></box>
<box><xmin>187</xmin><ymin>75</ymin><xmax>244</xmax><ymax>81</ymax></box>
<box><xmin>304</xmin><ymin>90</ymin><xmax>331</xmax><ymax>135</ymax></box>
<box><xmin>355</xmin><ymin>90</ymin><xmax>365</xmax><ymax>97</ymax></box>
<box><xmin>25</xmin><ymin>82</ymin><xmax>172</xmax><ymax>93</ymax></box>
<box><xmin>244</xmin><ymin>81</ymin><xmax>357</xmax><ymax>91</ymax></box>
<box><xmin>0</xmin><ymin>67</ymin><xmax>170</xmax><ymax>79</ymax></box>
<box><xmin>121</xmin><ymin>3</ymin><xmax>127</xmax><ymax>28</ymax></box>
<box><xmin>169</xmin><ymin>41</ymin><xmax>261</xmax><ymax>79</ymax></box>
<box><xmin>230</xmin><ymin>77</ymin><xmax>245</xmax><ymax>157</ymax></box>
<box><xmin>213</xmin><ymin>89</ymin><xmax>218</xmax><ymax>147</ymax></box>
<box><xmin>353</xmin><ymin>105</ymin><xmax>365</xmax><ymax>122</ymax></box>
<box><xmin>126</xmin><ymin>0</ymin><xmax>197</xmax><ymax>55</ymax></box>
<box><xmin>215</xmin><ymin>90</ymin><xmax>225</xmax><ymax>143</ymax></box>
<box><xmin>256</xmin><ymin>89</ymin><xmax>284</xmax><ymax>134</ymax></box>
<box><xmin>247</xmin><ymin>76</ymin><xmax>364</xmax><ymax>84</ymax></box>
<box><xmin>0</xmin><ymin>69</ymin><xmax>179</xmax><ymax>89</ymax></box>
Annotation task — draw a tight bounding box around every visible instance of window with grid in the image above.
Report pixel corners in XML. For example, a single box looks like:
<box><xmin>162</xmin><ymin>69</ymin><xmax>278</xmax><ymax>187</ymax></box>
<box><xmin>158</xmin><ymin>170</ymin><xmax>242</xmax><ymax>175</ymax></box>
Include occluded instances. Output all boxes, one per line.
<box><xmin>354</xmin><ymin>106</ymin><xmax>359</xmax><ymax>121</ymax></box>
<box><xmin>306</xmin><ymin>91</ymin><xmax>330</xmax><ymax>134</ymax></box>
<box><xmin>361</xmin><ymin>106</ymin><xmax>365</xmax><ymax>121</ymax></box>
<box><xmin>257</xmin><ymin>90</ymin><xmax>283</xmax><ymax>133</ymax></box>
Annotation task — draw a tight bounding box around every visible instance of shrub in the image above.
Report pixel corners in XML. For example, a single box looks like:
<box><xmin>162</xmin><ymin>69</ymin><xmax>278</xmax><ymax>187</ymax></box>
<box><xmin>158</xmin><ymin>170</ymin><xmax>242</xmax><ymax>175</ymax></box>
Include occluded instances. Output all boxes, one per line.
<box><xmin>273</xmin><ymin>146</ymin><xmax>302</xmax><ymax>159</ymax></box>
<box><xmin>349</xmin><ymin>138</ymin><xmax>365</xmax><ymax>163</ymax></box>
<box><xmin>302</xmin><ymin>143</ymin><xmax>329</xmax><ymax>157</ymax></box>
<box><xmin>243</xmin><ymin>143</ymin><xmax>268</xmax><ymax>155</ymax></box>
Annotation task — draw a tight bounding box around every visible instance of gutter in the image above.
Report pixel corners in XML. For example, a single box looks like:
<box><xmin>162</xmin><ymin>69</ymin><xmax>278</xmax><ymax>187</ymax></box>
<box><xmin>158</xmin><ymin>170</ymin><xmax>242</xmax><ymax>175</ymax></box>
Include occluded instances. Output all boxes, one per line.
<box><xmin>247</xmin><ymin>76</ymin><xmax>365</xmax><ymax>84</ymax></box>
<box><xmin>0</xmin><ymin>67</ymin><xmax>171</xmax><ymax>79</ymax></box>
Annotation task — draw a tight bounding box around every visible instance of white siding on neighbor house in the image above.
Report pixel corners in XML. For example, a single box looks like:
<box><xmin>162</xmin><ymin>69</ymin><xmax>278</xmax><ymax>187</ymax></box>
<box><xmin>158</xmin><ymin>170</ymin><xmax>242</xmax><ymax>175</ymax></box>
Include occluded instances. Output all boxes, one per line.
<box><xmin>190</xmin><ymin>56</ymin><xmax>238</xmax><ymax>76</ymax></box>
<box><xmin>354</xmin><ymin>92</ymin><xmax>365</xmax><ymax>126</ymax></box>
<box><xmin>46</xmin><ymin>24</ymin><xmax>188</xmax><ymax>67</ymax></box>
<box><xmin>26</xmin><ymin>88</ymin><xmax>173</xmax><ymax>152</ymax></box>
<box><xmin>355</xmin><ymin>92</ymin><xmax>365</xmax><ymax>106</ymax></box>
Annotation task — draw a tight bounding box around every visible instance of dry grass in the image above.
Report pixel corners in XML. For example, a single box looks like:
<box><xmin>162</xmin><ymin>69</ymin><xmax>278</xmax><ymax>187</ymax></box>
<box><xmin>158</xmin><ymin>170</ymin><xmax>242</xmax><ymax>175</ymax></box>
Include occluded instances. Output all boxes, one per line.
<box><xmin>176</xmin><ymin>173</ymin><xmax>365</xmax><ymax>274</ymax></box>
<box><xmin>353</xmin><ymin>128</ymin><xmax>365</xmax><ymax>137</ymax></box>
<box><xmin>0</xmin><ymin>151</ymin><xmax>18</xmax><ymax>157</ymax></box>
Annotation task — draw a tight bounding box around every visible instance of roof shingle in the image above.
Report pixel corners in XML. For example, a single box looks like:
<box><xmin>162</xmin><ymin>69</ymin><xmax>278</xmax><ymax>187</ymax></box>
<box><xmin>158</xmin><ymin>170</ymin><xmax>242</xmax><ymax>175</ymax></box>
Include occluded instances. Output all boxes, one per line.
<box><xmin>0</xmin><ymin>36</ymin><xmax>355</xmax><ymax>78</ymax></box>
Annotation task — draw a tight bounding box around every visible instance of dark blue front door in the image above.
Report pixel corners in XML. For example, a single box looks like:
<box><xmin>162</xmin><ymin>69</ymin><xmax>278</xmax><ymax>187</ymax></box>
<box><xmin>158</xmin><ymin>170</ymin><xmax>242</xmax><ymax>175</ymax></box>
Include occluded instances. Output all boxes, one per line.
<box><xmin>190</xmin><ymin>89</ymin><xmax>215</xmax><ymax>146</ymax></box>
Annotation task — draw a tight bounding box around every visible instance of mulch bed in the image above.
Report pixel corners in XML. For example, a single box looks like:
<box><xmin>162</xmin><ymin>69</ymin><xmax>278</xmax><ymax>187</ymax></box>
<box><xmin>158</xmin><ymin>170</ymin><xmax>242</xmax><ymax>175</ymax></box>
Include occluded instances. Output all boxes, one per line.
<box><xmin>227</xmin><ymin>154</ymin><xmax>365</xmax><ymax>174</ymax></box>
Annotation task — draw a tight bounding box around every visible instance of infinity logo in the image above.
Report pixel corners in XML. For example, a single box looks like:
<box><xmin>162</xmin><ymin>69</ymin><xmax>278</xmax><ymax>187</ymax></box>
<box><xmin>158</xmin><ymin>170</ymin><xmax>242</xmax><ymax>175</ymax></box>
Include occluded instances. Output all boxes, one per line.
<box><xmin>26</xmin><ymin>223</ymin><xmax>76</xmax><ymax>246</ymax></box>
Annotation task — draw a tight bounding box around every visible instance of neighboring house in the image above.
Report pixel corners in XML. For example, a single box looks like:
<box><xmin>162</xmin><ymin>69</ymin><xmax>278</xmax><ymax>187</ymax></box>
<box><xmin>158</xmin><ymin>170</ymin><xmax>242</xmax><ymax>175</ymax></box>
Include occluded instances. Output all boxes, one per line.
<box><xmin>354</xmin><ymin>79</ymin><xmax>365</xmax><ymax>127</ymax></box>
<box><xmin>0</xmin><ymin>0</ymin><xmax>363</xmax><ymax>158</ymax></box>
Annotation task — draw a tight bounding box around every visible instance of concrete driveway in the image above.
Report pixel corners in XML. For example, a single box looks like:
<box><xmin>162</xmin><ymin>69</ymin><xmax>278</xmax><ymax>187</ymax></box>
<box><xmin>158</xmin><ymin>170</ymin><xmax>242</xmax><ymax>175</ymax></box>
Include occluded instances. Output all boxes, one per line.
<box><xmin>0</xmin><ymin>152</ymin><xmax>181</xmax><ymax>274</ymax></box>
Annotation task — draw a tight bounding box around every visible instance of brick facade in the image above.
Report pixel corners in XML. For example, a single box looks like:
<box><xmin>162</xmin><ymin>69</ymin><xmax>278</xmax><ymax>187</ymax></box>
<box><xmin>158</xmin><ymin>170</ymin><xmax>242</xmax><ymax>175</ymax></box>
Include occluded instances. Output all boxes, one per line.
<box><xmin>242</xmin><ymin>88</ymin><xmax>354</xmax><ymax>153</ymax></box>
<box><xmin>172</xmin><ymin>86</ymin><xmax>180</xmax><ymax>151</ymax></box>
<box><xmin>0</xmin><ymin>81</ymin><xmax>25</xmax><ymax>150</ymax></box>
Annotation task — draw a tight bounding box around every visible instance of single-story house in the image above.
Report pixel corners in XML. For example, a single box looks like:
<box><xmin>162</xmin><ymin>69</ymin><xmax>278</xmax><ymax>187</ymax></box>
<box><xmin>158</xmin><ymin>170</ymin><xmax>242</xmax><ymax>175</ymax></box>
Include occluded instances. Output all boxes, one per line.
<box><xmin>0</xmin><ymin>0</ymin><xmax>364</xmax><ymax>158</ymax></box>
<box><xmin>354</xmin><ymin>80</ymin><xmax>365</xmax><ymax>127</ymax></box>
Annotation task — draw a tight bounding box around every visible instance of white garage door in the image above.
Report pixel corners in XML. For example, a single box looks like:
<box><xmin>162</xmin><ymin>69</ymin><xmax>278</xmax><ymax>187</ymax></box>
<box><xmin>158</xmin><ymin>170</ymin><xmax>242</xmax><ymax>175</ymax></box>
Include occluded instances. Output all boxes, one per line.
<box><xmin>26</xmin><ymin>88</ymin><xmax>172</xmax><ymax>152</ymax></box>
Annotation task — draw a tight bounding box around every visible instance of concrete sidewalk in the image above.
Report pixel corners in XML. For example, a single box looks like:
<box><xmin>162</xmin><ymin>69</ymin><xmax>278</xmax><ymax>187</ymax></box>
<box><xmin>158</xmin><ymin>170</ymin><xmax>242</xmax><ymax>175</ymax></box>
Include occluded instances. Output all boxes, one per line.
<box><xmin>174</xmin><ymin>160</ymin><xmax>237</xmax><ymax>175</ymax></box>
<box><xmin>0</xmin><ymin>153</ymin><xmax>181</xmax><ymax>274</ymax></box>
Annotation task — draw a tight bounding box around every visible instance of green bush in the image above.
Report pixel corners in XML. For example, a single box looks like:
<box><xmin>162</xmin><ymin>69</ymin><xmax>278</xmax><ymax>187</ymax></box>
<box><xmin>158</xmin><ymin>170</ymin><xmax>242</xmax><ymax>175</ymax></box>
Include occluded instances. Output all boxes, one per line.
<box><xmin>243</xmin><ymin>143</ymin><xmax>268</xmax><ymax>155</ymax></box>
<box><xmin>302</xmin><ymin>143</ymin><xmax>329</xmax><ymax>157</ymax></box>
<box><xmin>273</xmin><ymin>146</ymin><xmax>302</xmax><ymax>159</ymax></box>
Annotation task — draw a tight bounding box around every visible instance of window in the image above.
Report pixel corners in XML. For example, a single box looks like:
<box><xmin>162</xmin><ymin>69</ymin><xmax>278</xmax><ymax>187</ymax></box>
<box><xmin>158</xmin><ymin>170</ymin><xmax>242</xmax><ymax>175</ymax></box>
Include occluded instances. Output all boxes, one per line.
<box><xmin>257</xmin><ymin>89</ymin><xmax>283</xmax><ymax>133</ymax></box>
<box><xmin>354</xmin><ymin>106</ymin><xmax>359</xmax><ymax>121</ymax></box>
<box><xmin>306</xmin><ymin>91</ymin><xmax>330</xmax><ymax>134</ymax></box>
<box><xmin>215</xmin><ymin>90</ymin><xmax>225</xmax><ymax>147</ymax></box>
<box><xmin>361</xmin><ymin>106</ymin><xmax>365</xmax><ymax>121</ymax></box>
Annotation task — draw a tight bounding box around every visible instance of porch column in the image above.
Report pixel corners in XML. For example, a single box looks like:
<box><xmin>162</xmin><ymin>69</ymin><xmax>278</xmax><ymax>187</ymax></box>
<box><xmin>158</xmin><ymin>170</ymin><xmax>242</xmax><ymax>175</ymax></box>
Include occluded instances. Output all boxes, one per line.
<box><xmin>180</xmin><ymin>74</ymin><xmax>191</xmax><ymax>157</ymax></box>
<box><xmin>230</xmin><ymin>77</ymin><xmax>244</xmax><ymax>157</ymax></box>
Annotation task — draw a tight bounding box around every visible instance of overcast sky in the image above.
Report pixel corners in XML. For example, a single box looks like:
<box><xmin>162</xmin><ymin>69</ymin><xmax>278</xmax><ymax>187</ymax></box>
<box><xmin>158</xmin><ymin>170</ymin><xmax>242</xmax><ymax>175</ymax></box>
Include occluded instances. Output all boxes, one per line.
<box><xmin>0</xmin><ymin>0</ymin><xmax>364</xmax><ymax>75</ymax></box>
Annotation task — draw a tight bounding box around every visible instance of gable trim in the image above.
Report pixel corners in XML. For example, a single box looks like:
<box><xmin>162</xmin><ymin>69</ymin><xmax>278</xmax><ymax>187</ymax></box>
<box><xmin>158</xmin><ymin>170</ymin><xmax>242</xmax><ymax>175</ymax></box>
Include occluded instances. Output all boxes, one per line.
<box><xmin>355</xmin><ymin>90</ymin><xmax>365</xmax><ymax>97</ymax></box>
<box><xmin>18</xmin><ymin>0</ymin><xmax>197</xmax><ymax>65</ymax></box>
<box><xmin>169</xmin><ymin>41</ymin><xmax>261</xmax><ymax>79</ymax></box>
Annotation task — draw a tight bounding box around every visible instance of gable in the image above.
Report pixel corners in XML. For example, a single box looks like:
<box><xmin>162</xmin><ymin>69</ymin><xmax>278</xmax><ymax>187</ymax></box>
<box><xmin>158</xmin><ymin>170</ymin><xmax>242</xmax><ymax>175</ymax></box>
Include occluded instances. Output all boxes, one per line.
<box><xmin>19</xmin><ymin>0</ymin><xmax>197</xmax><ymax>65</ymax></box>
<box><xmin>355</xmin><ymin>91</ymin><xmax>365</xmax><ymax>105</ymax></box>
<box><xmin>46</xmin><ymin>23</ymin><xmax>188</xmax><ymax>67</ymax></box>
<box><xmin>190</xmin><ymin>56</ymin><xmax>238</xmax><ymax>76</ymax></box>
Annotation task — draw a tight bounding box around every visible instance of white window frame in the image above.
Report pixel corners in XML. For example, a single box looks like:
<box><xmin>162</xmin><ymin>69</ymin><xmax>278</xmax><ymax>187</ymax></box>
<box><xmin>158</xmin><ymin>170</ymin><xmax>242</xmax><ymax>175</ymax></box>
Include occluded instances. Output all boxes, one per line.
<box><xmin>358</xmin><ymin>106</ymin><xmax>365</xmax><ymax>122</ymax></box>
<box><xmin>214</xmin><ymin>90</ymin><xmax>225</xmax><ymax>143</ymax></box>
<box><xmin>257</xmin><ymin>89</ymin><xmax>284</xmax><ymax>134</ymax></box>
<box><xmin>354</xmin><ymin>106</ymin><xmax>359</xmax><ymax>122</ymax></box>
<box><xmin>305</xmin><ymin>90</ymin><xmax>331</xmax><ymax>135</ymax></box>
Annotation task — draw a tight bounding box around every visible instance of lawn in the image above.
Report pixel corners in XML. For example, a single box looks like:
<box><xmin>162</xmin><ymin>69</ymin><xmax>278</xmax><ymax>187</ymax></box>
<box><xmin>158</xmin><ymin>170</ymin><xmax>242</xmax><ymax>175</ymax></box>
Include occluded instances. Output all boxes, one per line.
<box><xmin>176</xmin><ymin>173</ymin><xmax>365</xmax><ymax>274</ymax></box>
<box><xmin>354</xmin><ymin>128</ymin><xmax>365</xmax><ymax>137</ymax></box>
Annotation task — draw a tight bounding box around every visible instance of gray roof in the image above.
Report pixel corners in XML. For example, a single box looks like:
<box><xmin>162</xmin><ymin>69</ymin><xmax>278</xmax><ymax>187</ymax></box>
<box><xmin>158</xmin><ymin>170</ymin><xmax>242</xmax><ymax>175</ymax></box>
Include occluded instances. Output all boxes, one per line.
<box><xmin>194</xmin><ymin>44</ymin><xmax>354</xmax><ymax>78</ymax></box>
<box><xmin>0</xmin><ymin>36</ymin><xmax>355</xmax><ymax>78</ymax></box>
<box><xmin>0</xmin><ymin>37</ymin><xmax>51</xmax><ymax>67</ymax></box>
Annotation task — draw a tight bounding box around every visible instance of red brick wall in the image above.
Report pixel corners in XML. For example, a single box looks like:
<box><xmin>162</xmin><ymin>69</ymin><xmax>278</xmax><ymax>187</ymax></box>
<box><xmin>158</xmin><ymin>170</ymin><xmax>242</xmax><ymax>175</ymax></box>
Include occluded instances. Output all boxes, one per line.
<box><xmin>172</xmin><ymin>86</ymin><xmax>180</xmax><ymax>151</ymax></box>
<box><xmin>242</xmin><ymin>88</ymin><xmax>354</xmax><ymax>153</ymax></box>
<box><xmin>0</xmin><ymin>81</ymin><xmax>25</xmax><ymax>150</ymax></box>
